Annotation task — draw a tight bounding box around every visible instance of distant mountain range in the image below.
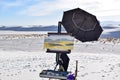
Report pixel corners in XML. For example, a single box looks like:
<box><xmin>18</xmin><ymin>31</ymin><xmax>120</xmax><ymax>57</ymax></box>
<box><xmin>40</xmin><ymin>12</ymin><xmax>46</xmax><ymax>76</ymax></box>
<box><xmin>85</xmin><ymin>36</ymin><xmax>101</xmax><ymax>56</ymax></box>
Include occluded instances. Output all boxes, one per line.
<box><xmin>101</xmin><ymin>25</ymin><xmax>120</xmax><ymax>38</ymax></box>
<box><xmin>0</xmin><ymin>21</ymin><xmax>120</xmax><ymax>38</ymax></box>
<box><xmin>0</xmin><ymin>25</ymin><xmax>58</xmax><ymax>31</ymax></box>
<box><xmin>100</xmin><ymin>21</ymin><xmax>120</xmax><ymax>26</ymax></box>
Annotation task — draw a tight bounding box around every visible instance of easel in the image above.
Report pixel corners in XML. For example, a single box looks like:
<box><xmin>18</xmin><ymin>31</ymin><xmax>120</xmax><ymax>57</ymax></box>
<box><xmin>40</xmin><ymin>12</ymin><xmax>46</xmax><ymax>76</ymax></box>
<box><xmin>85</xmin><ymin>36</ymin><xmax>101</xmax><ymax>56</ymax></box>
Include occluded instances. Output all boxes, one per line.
<box><xmin>46</xmin><ymin>21</ymin><xmax>71</xmax><ymax>71</ymax></box>
<box><xmin>40</xmin><ymin>22</ymin><xmax>78</xmax><ymax>80</ymax></box>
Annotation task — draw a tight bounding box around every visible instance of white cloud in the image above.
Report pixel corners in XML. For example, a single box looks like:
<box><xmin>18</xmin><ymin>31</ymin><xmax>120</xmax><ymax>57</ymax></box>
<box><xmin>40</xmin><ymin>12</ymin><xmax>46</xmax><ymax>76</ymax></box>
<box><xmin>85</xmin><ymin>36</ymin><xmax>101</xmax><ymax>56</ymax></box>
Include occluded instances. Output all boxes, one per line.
<box><xmin>19</xmin><ymin>1</ymin><xmax>57</xmax><ymax>16</ymax></box>
<box><xmin>91</xmin><ymin>0</ymin><xmax>120</xmax><ymax>16</ymax></box>
<box><xmin>18</xmin><ymin>0</ymin><xmax>120</xmax><ymax>18</ymax></box>
<box><xmin>0</xmin><ymin>0</ymin><xmax>23</xmax><ymax>9</ymax></box>
<box><xmin>1</xmin><ymin>0</ymin><xmax>120</xmax><ymax>17</ymax></box>
<box><xmin>0</xmin><ymin>0</ymin><xmax>118</xmax><ymax>23</ymax></box>
<box><xmin>19</xmin><ymin>0</ymin><xmax>92</xmax><ymax>16</ymax></box>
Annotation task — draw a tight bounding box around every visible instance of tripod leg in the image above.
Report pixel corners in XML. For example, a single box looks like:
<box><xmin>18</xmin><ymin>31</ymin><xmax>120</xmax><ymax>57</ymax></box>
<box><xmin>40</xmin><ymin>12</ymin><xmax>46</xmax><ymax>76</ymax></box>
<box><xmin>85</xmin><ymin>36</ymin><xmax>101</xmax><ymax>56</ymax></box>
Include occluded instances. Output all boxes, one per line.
<box><xmin>54</xmin><ymin>53</ymin><xmax>61</xmax><ymax>71</ymax></box>
<box><xmin>60</xmin><ymin>53</ymin><xmax>70</xmax><ymax>71</ymax></box>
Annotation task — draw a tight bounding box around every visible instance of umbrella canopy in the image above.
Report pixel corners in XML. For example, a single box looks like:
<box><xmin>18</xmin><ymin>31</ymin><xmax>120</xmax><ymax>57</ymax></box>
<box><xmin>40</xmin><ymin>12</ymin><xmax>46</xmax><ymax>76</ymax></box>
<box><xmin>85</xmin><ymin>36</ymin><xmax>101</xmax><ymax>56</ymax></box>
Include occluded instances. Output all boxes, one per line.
<box><xmin>62</xmin><ymin>8</ymin><xmax>103</xmax><ymax>42</ymax></box>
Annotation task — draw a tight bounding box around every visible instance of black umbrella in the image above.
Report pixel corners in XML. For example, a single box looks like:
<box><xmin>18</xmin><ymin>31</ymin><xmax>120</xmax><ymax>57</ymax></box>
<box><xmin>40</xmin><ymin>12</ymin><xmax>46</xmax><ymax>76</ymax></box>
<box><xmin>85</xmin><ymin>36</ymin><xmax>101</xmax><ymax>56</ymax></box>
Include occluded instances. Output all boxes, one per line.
<box><xmin>62</xmin><ymin>8</ymin><xmax>103</xmax><ymax>42</ymax></box>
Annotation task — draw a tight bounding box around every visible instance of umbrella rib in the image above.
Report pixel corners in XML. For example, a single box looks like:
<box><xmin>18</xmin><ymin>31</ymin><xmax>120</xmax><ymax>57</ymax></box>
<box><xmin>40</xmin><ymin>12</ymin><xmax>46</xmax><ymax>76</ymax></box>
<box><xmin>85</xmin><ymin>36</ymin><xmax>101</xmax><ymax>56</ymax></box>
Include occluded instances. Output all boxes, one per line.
<box><xmin>72</xmin><ymin>12</ymin><xmax>85</xmax><ymax>29</ymax></box>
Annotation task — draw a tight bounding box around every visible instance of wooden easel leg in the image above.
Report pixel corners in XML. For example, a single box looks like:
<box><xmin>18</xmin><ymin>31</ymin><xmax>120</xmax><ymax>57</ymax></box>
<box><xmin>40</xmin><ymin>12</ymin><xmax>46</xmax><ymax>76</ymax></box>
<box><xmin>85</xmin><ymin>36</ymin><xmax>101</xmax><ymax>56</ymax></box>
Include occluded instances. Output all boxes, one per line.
<box><xmin>75</xmin><ymin>60</ymin><xmax>78</xmax><ymax>80</ymax></box>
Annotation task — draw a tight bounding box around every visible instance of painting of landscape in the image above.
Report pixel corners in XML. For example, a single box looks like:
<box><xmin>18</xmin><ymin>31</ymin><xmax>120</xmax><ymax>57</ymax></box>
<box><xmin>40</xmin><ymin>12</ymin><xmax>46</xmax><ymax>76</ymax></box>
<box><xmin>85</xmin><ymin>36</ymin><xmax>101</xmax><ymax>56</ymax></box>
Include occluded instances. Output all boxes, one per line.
<box><xmin>44</xmin><ymin>34</ymin><xmax>74</xmax><ymax>51</ymax></box>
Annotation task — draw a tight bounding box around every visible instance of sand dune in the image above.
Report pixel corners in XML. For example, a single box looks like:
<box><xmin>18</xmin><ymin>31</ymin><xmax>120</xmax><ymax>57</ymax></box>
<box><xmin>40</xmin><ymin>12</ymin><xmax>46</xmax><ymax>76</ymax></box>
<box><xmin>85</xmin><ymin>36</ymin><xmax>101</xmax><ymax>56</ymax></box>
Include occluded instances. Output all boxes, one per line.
<box><xmin>0</xmin><ymin>32</ymin><xmax>120</xmax><ymax>80</ymax></box>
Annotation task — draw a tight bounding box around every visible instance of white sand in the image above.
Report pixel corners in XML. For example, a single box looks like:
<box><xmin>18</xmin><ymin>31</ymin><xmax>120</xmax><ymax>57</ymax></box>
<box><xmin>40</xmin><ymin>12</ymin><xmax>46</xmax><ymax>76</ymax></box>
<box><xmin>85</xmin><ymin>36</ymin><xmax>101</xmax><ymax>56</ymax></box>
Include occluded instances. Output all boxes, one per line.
<box><xmin>0</xmin><ymin>31</ymin><xmax>120</xmax><ymax>80</ymax></box>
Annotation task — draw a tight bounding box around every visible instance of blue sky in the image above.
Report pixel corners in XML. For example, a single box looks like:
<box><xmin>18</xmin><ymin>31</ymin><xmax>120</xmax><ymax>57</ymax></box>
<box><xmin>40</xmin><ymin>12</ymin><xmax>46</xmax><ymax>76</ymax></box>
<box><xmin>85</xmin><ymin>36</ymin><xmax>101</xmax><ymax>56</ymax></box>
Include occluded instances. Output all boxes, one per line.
<box><xmin>0</xmin><ymin>0</ymin><xmax>120</xmax><ymax>26</ymax></box>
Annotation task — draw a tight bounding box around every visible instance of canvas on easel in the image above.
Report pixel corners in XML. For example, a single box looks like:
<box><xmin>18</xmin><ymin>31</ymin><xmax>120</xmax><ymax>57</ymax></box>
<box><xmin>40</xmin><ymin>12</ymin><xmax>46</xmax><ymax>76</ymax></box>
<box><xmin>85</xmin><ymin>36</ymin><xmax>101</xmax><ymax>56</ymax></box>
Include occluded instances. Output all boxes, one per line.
<box><xmin>44</xmin><ymin>33</ymin><xmax>74</xmax><ymax>53</ymax></box>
